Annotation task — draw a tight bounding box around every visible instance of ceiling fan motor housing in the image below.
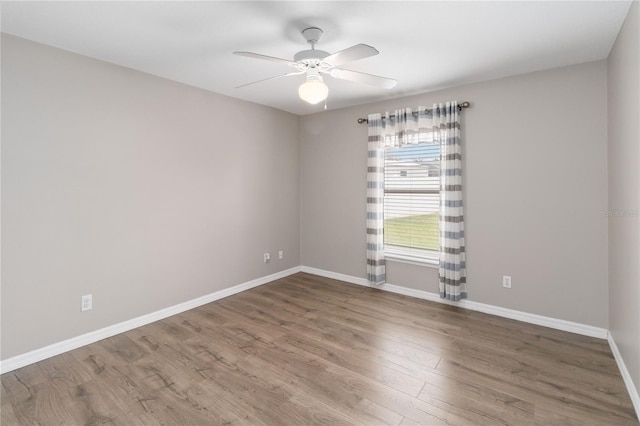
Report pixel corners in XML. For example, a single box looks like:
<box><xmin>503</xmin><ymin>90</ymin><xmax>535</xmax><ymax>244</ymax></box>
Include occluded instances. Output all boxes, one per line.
<box><xmin>294</xmin><ymin>49</ymin><xmax>330</xmax><ymax>66</ymax></box>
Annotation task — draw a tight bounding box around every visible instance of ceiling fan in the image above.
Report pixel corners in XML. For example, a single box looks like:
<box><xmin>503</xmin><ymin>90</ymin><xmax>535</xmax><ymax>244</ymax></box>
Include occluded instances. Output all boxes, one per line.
<box><xmin>233</xmin><ymin>27</ymin><xmax>397</xmax><ymax>105</ymax></box>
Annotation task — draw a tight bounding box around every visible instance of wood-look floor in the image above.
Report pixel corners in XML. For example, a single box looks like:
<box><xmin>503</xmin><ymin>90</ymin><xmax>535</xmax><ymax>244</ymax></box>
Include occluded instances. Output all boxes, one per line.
<box><xmin>1</xmin><ymin>272</ymin><xmax>638</xmax><ymax>425</ymax></box>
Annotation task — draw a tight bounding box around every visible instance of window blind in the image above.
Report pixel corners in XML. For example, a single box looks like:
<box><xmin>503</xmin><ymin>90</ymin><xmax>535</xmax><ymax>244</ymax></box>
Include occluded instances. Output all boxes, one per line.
<box><xmin>384</xmin><ymin>143</ymin><xmax>440</xmax><ymax>260</ymax></box>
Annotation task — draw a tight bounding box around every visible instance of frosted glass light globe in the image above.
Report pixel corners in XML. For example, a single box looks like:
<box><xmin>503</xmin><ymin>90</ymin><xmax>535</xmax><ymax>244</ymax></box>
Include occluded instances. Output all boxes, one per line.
<box><xmin>298</xmin><ymin>77</ymin><xmax>329</xmax><ymax>104</ymax></box>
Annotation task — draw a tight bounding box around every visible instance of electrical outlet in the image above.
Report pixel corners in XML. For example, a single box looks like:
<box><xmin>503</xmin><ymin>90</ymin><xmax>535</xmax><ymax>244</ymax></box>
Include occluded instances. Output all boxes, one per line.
<box><xmin>81</xmin><ymin>294</ymin><xmax>93</xmax><ymax>311</ymax></box>
<box><xmin>502</xmin><ymin>276</ymin><xmax>512</xmax><ymax>289</ymax></box>
<box><xmin>264</xmin><ymin>253</ymin><xmax>270</xmax><ymax>263</ymax></box>
<box><xmin>278</xmin><ymin>250</ymin><xmax>283</xmax><ymax>260</ymax></box>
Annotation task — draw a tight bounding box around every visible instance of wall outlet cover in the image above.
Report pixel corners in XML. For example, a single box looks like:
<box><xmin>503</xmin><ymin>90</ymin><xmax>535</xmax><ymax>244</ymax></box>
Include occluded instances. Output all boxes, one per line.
<box><xmin>503</xmin><ymin>276</ymin><xmax>512</xmax><ymax>288</ymax></box>
<box><xmin>81</xmin><ymin>294</ymin><xmax>93</xmax><ymax>311</ymax></box>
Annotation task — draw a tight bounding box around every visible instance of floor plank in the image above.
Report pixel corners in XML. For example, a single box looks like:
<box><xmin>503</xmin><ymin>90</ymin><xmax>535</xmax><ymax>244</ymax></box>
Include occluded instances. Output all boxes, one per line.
<box><xmin>1</xmin><ymin>272</ymin><xmax>637</xmax><ymax>425</ymax></box>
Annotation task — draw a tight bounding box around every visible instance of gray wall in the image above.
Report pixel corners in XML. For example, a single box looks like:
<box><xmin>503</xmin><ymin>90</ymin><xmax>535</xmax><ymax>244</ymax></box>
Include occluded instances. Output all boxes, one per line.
<box><xmin>1</xmin><ymin>35</ymin><xmax>300</xmax><ymax>359</ymax></box>
<box><xmin>1</xmin><ymin>28</ymin><xmax>626</xmax><ymax>366</ymax></box>
<box><xmin>608</xmin><ymin>0</ymin><xmax>640</xmax><ymax>402</ymax></box>
<box><xmin>301</xmin><ymin>61</ymin><xmax>609</xmax><ymax>327</ymax></box>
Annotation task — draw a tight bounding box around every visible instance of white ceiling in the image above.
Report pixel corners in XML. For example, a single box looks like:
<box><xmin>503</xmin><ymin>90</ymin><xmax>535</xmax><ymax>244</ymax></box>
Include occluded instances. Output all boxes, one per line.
<box><xmin>0</xmin><ymin>1</ymin><xmax>632</xmax><ymax>115</ymax></box>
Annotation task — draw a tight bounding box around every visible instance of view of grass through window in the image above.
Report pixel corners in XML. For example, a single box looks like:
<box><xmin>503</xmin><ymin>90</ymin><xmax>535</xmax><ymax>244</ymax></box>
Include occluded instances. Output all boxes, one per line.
<box><xmin>384</xmin><ymin>213</ymin><xmax>439</xmax><ymax>251</ymax></box>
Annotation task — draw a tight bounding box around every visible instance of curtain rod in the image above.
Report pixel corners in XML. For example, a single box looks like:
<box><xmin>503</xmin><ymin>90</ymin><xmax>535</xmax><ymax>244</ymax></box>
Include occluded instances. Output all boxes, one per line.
<box><xmin>356</xmin><ymin>101</ymin><xmax>471</xmax><ymax>124</ymax></box>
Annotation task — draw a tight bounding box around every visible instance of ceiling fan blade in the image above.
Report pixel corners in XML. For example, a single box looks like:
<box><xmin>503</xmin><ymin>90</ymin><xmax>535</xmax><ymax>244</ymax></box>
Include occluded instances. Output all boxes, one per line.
<box><xmin>323</xmin><ymin>44</ymin><xmax>379</xmax><ymax>66</ymax></box>
<box><xmin>233</xmin><ymin>51</ymin><xmax>298</xmax><ymax>67</ymax></box>
<box><xmin>327</xmin><ymin>68</ymin><xmax>397</xmax><ymax>89</ymax></box>
<box><xmin>235</xmin><ymin>71</ymin><xmax>305</xmax><ymax>89</ymax></box>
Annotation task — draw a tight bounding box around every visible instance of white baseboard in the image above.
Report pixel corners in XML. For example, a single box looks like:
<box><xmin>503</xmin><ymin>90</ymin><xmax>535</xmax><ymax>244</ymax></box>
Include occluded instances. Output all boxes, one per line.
<box><xmin>301</xmin><ymin>266</ymin><xmax>371</xmax><ymax>287</ymax></box>
<box><xmin>300</xmin><ymin>266</ymin><xmax>608</xmax><ymax>339</ymax></box>
<box><xmin>608</xmin><ymin>332</ymin><xmax>640</xmax><ymax>420</ymax></box>
<box><xmin>0</xmin><ymin>266</ymin><xmax>302</xmax><ymax>374</ymax></box>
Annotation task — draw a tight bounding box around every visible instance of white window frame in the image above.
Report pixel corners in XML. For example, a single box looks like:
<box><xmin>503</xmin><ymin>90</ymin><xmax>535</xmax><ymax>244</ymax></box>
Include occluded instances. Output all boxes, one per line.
<box><xmin>383</xmin><ymin>143</ymin><xmax>440</xmax><ymax>267</ymax></box>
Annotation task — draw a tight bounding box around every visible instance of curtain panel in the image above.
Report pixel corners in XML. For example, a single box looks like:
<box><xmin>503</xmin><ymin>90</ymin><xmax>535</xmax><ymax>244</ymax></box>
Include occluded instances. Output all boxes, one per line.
<box><xmin>366</xmin><ymin>113</ymin><xmax>386</xmax><ymax>284</ymax></box>
<box><xmin>435</xmin><ymin>102</ymin><xmax>467</xmax><ymax>300</ymax></box>
<box><xmin>366</xmin><ymin>107</ymin><xmax>433</xmax><ymax>285</ymax></box>
<box><xmin>366</xmin><ymin>102</ymin><xmax>467</xmax><ymax>300</ymax></box>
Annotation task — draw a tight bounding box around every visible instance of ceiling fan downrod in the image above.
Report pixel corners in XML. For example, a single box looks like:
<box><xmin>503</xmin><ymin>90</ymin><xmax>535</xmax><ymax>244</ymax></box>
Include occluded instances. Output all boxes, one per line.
<box><xmin>294</xmin><ymin>27</ymin><xmax>330</xmax><ymax>65</ymax></box>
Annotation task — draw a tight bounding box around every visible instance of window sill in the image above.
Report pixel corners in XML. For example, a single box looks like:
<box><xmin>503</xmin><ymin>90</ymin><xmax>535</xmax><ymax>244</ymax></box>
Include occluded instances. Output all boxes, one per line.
<box><xmin>385</xmin><ymin>252</ymin><xmax>439</xmax><ymax>269</ymax></box>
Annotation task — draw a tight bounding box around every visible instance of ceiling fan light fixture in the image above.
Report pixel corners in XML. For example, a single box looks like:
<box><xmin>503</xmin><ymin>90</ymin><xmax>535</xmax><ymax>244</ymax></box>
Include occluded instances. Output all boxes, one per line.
<box><xmin>298</xmin><ymin>74</ymin><xmax>329</xmax><ymax>104</ymax></box>
<box><xmin>235</xmin><ymin>26</ymin><xmax>396</xmax><ymax>106</ymax></box>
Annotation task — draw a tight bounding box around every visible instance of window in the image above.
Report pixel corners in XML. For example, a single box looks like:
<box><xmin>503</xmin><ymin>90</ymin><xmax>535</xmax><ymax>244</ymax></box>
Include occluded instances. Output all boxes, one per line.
<box><xmin>384</xmin><ymin>143</ymin><xmax>439</xmax><ymax>264</ymax></box>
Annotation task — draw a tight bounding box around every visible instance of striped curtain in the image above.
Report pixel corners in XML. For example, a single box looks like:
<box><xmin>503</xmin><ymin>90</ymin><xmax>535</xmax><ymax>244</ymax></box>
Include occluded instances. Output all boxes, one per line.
<box><xmin>435</xmin><ymin>101</ymin><xmax>467</xmax><ymax>300</ymax></box>
<box><xmin>367</xmin><ymin>103</ymin><xmax>466</xmax><ymax>298</ymax></box>
<box><xmin>367</xmin><ymin>113</ymin><xmax>386</xmax><ymax>284</ymax></box>
<box><xmin>367</xmin><ymin>108</ymin><xmax>432</xmax><ymax>284</ymax></box>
